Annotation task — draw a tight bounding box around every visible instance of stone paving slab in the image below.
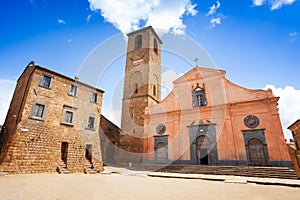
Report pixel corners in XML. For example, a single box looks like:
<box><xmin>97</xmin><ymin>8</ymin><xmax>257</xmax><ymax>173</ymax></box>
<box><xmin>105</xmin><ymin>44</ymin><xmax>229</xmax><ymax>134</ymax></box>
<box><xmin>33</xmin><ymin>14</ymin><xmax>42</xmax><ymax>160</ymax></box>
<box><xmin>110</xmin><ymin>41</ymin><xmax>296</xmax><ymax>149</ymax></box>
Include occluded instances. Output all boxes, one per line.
<box><xmin>147</xmin><ymin>172</ymin><xmax>300</xmax><ymax>187</ymax></box>
<box><xmin>103</xmin><ymin>166</ymin><xmax>300</xmax><ymax>187</ymax></box>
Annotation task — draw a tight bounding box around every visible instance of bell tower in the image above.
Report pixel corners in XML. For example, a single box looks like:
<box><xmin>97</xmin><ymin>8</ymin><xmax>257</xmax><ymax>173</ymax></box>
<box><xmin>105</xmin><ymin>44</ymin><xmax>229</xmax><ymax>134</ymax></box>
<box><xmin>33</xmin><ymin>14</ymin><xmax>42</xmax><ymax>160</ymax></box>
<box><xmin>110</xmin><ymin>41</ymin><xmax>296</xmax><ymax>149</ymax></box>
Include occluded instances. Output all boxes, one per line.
<box><xmin>121</xmin><ymin>26</ymin><xmax>162</xmax><ymax>143</ymax></box>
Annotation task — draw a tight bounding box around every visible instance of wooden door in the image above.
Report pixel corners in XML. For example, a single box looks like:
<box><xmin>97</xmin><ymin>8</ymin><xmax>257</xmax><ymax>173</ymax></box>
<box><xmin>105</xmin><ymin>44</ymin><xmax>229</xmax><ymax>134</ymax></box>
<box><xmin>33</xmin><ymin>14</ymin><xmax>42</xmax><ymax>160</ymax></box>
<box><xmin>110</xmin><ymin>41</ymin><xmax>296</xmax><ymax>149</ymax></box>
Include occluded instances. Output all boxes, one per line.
<box><xmin>248</xmin><ymin>138</ymin><xmax>267</xmax><ymax>166</ymax></box>
<box><xmin>156</xmin><ymin>142</ymin><xmax>167</xmax><ymax>163</ymax></box>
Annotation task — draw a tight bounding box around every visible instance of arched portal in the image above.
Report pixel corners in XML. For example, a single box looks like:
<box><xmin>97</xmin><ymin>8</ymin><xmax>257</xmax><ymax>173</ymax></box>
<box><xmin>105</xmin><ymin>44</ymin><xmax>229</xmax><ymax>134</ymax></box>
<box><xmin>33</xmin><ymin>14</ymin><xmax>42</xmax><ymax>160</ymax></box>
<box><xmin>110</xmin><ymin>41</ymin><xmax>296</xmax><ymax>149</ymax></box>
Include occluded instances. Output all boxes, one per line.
<box><xmin>156</xmin><ymin>142</ymin><xmax>167</xmax><ymax>163</ymax></box>
<box><xmin>196</xmin><ymin>136</ymin><xmax>211</xmax><ymax>165</ymax></box>
<box><xmin>248</xmin><ymin>138</ymin><xmax>267</xmax><ymax>166</ymax></box>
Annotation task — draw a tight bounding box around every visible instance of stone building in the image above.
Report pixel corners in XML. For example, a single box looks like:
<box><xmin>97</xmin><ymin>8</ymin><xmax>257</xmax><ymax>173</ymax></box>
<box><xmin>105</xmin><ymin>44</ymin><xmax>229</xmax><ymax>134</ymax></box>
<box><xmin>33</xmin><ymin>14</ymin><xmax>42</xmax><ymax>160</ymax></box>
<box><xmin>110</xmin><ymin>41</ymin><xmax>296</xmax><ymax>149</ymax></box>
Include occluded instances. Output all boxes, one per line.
<box><xmin>120</xmin><ymin>26</ymin><xmax>291</xmax><ymax>167</ymax></box>
<box><xmin>0</xmin><ymin>62</ymin><xmax>104</xmax><ymax>173</ymax></box>
<box><xmin>288</xmin><ymin>120</ymin><xmax>300</xmax><ymax>177</ymax></box>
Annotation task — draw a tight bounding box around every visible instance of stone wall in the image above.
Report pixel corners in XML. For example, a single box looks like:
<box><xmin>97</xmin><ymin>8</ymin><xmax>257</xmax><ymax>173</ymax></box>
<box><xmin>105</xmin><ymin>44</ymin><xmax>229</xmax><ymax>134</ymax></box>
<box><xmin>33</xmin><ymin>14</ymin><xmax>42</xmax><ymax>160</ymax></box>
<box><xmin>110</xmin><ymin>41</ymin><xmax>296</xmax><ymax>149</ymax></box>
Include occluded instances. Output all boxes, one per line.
<box><xmin>99</xmin><ymin>115</ymin><xmax>121</xmax><ymax>164</ymax></box>
<box><xmin>0</xmin><ymin>64</ymin><xmax>104</xmax><ymax>173</ymax></box>
<box><xmin>288</xmin><ymin>120</ymin><xmax>300</xmax><ymax>177</ymax></box>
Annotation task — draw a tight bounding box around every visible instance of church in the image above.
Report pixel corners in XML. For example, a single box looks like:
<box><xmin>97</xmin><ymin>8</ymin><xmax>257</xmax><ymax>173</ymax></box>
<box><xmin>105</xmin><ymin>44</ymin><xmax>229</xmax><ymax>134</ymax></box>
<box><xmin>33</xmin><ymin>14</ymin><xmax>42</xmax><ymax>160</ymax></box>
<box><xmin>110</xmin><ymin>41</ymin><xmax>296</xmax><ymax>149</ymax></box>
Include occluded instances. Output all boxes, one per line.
<box><xmin>120</xmin><ymin>26</ymin><xmax>291</xmax><ymax>167</ymax></box>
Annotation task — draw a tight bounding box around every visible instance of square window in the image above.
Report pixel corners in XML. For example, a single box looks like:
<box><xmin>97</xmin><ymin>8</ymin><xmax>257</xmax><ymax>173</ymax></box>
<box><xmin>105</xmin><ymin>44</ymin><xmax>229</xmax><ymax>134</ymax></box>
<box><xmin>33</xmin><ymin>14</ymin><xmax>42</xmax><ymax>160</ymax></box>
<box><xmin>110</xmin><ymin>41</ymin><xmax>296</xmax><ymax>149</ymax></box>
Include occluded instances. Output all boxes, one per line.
<box><xmin>91</xmin><ymin>93</ymin><xmax>98</xmax><ymax>103</ymax></box>
<box><xmin>39</xmin><ymin>74</ymin><xmax>52</xmax><ymax>89</ymax></box>
<box><xmin>63</xmin><ymin>111</ymin><xmax>74</xmax><ymax>124</ymax></box>
<box><xmin>30</xmin><ymin>103</ymin><xmax>46</xmax><ymax>120</ymax></box>
<box><xmin>68</xmin><ymin>85</ymin><xmax>78</xmax><ymax>96</ymax></box>
<box><xmin>61</xmin><ymin>108</ymin><xmax>75</xmax><ymax>126</ymax></box>
<box><xmin>87</xmin><ymin>116</ymin><xmax>95</xmax><ymax>130</ymax></box>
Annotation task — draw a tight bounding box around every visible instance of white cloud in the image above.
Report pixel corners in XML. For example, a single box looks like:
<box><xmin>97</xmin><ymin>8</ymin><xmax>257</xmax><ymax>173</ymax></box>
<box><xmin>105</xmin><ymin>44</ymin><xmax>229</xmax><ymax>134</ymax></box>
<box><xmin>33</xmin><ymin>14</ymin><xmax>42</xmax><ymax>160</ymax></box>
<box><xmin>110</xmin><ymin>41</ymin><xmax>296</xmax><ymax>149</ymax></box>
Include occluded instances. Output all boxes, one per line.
<box><xmin>271</xmin><ymin>0</ymin><xmax>296</xmax><ymax>10</ymax></box>
<box><xmin>207</xmin><ymin>1</ymin><xmax>221</xmax><ymax>16</ymax></box>
<box><xmin>264</xmin><ymin>84</ymin><xmax>300</xmax><ymax>139</ymax></box>
<box><xmin>88</xmin><ymin>0</ymin><xmax>197</xmax><ymax>34</ymax></box>
<box><xmin>210</xmin><ymin>17</ymin><xmax>221</xmax><ymax>28</ymax></box>
<box><xmin>57</xmin><ymin>19</ymin><xmax>66</xmax><ymax>24</ymax></box>
<box><xmin>186</xmin><ymin>3</ymin><xmax>197</xmax><ymax>16</ymax></box>
<box><xmin>289</xmin><ymin>32</ymin><xmax>297</xmax><ymax>41</ymax></box>
<box><xmin>252</xmin><ymin>0</ymin><xmax>296</xmax><ymax>10</ymax></box>
<box><xmin>0</xmin><ymin>78</ymin><xmax>16</xmax><ymax>125</ymax></box>
<box><xmin>67</xmin><ymin>39</ymin><xmax>72</xmax><ymax>43</ymax></box>
<box><xmin>87</xmin><ymin>14</ymin><xmax>92</xmax><ymax>22</ymax></box>
<box><xmin>253</xmin><ymin>0</ymin><xmax>266</xmax><ymax>6</ymax></box>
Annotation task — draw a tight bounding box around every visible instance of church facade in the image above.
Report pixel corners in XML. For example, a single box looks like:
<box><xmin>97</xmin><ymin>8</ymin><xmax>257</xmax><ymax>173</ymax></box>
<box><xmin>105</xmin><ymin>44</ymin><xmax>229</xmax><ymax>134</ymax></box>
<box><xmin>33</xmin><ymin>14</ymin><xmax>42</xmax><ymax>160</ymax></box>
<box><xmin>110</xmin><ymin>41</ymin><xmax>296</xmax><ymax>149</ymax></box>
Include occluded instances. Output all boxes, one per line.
<box><xmin>143</xmin><ymin>67</ymin><xmax>291</xmax><ymax>166</ymax></box>
<box><xmin>120</xmin><ymin>26</ymin><xmax>291</xmax><ymax>167</ymax></box>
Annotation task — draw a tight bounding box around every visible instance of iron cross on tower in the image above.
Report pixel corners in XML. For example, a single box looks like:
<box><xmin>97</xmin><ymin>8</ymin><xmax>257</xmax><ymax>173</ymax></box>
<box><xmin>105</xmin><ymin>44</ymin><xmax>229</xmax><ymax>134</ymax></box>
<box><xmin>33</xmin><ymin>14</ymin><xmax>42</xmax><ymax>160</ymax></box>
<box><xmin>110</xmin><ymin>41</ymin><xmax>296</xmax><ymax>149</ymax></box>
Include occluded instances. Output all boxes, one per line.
<box><xmin>194</xmin><ymin>57</ymin><xmax>199</xmax><ymax>66</ymax></box>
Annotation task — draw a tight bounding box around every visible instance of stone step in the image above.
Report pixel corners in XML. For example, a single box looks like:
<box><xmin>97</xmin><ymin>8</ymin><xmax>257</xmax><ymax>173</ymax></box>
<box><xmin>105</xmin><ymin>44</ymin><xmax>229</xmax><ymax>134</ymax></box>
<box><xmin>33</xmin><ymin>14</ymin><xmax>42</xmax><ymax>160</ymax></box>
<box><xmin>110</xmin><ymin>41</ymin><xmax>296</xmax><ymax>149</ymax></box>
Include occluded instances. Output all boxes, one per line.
<box><xmin>156</xmin><ymin>165</ymin><xmax>298</xmax><ymax>180</ymax></box>
<box><xmin>84</xmin><ymin>168</ymin><xmax>97</xmax><ymax>174</ymax></box>
<box><xmin>84</xmin><ymin>159</ymin><xmax>97</xmax><ymax>174</ymax></box>
<box><xmin>57</xmin><ymin>160</ymin><xmax>70</xmax><ymax>174</ymax></box>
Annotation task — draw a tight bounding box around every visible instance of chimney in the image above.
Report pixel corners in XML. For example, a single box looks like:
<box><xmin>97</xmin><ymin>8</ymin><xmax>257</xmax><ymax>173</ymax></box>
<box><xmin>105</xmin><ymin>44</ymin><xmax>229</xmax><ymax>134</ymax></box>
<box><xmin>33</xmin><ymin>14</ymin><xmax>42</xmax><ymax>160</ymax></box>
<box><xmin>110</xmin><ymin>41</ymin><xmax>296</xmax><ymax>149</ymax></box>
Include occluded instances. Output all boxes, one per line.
<box><xmin>28</xmin><ymin>61</ymin><xmax>35</xmax><ymax>67</ymax></box>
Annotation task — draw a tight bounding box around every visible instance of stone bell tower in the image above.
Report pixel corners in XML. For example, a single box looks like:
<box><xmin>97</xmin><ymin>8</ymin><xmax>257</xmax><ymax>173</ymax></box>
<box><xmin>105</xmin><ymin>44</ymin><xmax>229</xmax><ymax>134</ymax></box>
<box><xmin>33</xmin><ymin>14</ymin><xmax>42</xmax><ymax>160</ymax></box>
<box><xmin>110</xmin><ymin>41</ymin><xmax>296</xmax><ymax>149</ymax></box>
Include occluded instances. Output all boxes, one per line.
<box><xmin>121</xmin><ymin>26</ymin><xmax>162</xmax><ymax>149</ymax></box>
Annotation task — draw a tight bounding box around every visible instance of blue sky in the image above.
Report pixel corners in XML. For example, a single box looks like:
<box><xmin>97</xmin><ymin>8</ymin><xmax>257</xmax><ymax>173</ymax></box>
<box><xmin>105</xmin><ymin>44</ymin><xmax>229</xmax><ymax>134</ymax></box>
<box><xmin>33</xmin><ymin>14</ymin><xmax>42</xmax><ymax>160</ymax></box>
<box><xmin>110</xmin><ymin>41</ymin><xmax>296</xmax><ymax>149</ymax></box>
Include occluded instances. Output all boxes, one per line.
<box><xmin>0</xmin><ymin>0</ymin><xmax>299</xmax><ymax>139</ymax></box>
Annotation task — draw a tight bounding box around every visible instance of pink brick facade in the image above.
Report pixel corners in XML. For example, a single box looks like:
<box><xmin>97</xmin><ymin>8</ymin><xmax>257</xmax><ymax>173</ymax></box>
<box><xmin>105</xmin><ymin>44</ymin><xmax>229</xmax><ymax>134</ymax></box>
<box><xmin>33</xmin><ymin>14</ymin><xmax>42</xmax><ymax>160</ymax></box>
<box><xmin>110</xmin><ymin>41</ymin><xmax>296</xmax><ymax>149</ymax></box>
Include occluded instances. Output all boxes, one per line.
<box><xmin>143</xmin><ymin>67</ymin><xmax>291</xmax><ymax>167</ymax></box>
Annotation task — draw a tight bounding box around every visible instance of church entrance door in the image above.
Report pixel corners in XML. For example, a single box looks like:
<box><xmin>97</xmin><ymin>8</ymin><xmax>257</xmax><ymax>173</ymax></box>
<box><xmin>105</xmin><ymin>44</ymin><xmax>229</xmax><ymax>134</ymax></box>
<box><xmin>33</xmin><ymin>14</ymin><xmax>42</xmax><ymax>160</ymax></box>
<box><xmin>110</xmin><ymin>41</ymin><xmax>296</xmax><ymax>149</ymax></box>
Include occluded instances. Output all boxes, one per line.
<box><xmin>156</xmin><ymin>142</ymin><xmax>167</xmax><ymax>163</ymax></box>
<box><xmin>248</xmin><ymin>138</ymin><xmax>267</xmax><ymax>166</ymax></box>
<box><xmin>196</xmin><ymin>136</ymin><xmax>210</xmax><ymax>165</ymax></box>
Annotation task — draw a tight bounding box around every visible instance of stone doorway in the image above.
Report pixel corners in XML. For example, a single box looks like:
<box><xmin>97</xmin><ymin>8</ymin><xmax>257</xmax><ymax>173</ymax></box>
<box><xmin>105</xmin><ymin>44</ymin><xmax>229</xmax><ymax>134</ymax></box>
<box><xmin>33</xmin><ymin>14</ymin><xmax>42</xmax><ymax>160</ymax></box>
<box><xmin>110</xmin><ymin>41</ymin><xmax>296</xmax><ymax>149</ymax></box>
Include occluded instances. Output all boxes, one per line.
<box><xmin>196</xmin><ymin>136</ymin><xmax>210</xmax><ymax>165</ymax></box>
<box><xmin>188</xmin><ymin>122</ymin><xmax>218</xmax><ymax>165</ymax></box>
<box><xmin>154</xmin><ymin>134</ymin><xmax>168</xmax><ymax>163</ymax></box>
<box><xmin>61</xmin><ymin>142</ymin><xmax>68</xmax><ymax>163</ymax></box>
<box><xmin>85</xmin><ymin>144</ymin><xmax>92</xmax><ymax>162</ymax></box>
<box><xmin>248</xmin><ymin>138</ymin><xmax>267</xmax><ymax>166</ymax></box>
<box><xmin>243</xmin><ymin>129</ymin><xmax>270</xmax><ymax>166</ymax></box>
<box><xmin>156</xmin><ymin>142</ymin><xmax>167</xmax><ymax>163</ymax></box>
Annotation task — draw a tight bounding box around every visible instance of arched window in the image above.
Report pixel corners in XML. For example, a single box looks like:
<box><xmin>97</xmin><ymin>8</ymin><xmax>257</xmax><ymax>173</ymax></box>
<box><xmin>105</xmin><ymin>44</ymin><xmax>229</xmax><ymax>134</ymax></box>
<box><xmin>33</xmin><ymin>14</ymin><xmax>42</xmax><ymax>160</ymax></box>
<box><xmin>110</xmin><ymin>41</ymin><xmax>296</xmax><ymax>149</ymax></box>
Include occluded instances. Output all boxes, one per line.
<box><xmin>192</xmin><ymin>83</ymin><xmax>207</xmax><ymax>107</ymax></box>
<box><xmin>154</xmin><ymin>38</ymin><xmax>158</xmax><ymax>54</ymax></box>
<box><xmin>135</xmin><ymin>35</ymin><xmax>142</xmax><ymax>50</ymax></box>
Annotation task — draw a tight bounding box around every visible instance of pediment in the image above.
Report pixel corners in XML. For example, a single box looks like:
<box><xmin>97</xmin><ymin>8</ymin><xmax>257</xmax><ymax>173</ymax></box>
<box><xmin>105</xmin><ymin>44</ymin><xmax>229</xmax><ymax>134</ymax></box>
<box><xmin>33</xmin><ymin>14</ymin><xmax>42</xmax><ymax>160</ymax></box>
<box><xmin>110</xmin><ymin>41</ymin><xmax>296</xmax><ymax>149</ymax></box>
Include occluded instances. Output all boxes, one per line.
<box><xmin>173</xmin><ymin>67</ymin><xmax>226</xmax><ymax>84</ymax></box>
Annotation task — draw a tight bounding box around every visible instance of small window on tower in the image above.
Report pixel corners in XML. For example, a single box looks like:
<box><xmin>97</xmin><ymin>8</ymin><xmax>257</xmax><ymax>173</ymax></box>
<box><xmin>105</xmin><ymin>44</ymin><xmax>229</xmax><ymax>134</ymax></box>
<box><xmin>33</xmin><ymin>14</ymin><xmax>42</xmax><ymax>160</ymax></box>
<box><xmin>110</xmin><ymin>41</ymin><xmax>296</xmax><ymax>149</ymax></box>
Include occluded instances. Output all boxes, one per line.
<box><xmin>153</xmin><ymin>85</ymin><xmax>156</xmax><ymax>96</ymax></box>
<box><xmin>135</xmin><ymin>84</ymin><xmax>138</xmax><ymax>94</ymax></box>
<box><xmin>154</xmin><ymin>38</ymin><xmax>158</xmax><ymax>54</ymax></box>
<box><xmin>135</xmin><ymin>35</ymin><xmax>142</xmax><ymax>50</ymax></box>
